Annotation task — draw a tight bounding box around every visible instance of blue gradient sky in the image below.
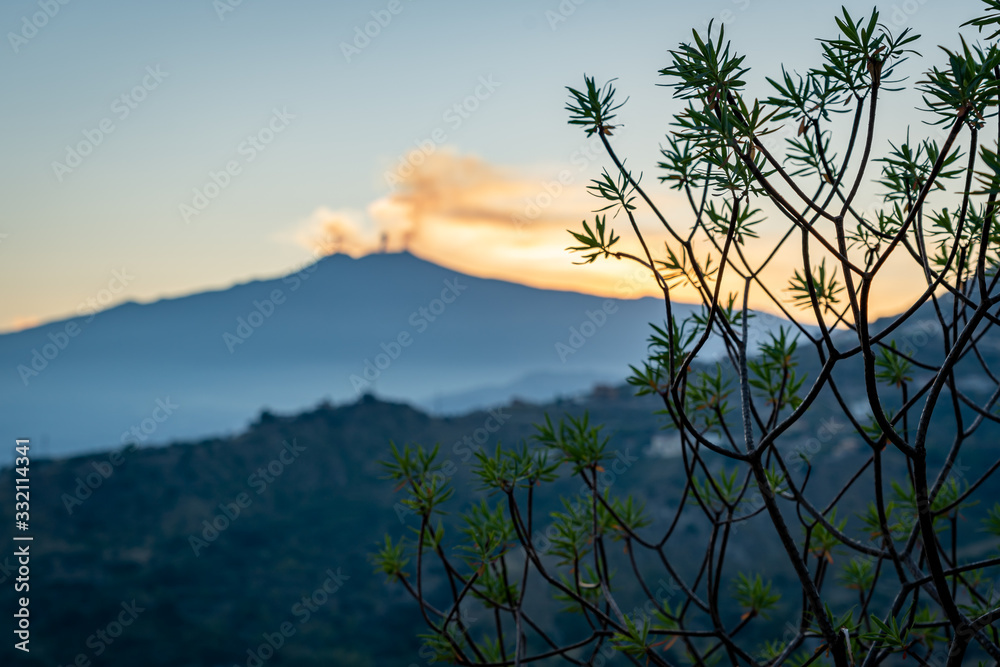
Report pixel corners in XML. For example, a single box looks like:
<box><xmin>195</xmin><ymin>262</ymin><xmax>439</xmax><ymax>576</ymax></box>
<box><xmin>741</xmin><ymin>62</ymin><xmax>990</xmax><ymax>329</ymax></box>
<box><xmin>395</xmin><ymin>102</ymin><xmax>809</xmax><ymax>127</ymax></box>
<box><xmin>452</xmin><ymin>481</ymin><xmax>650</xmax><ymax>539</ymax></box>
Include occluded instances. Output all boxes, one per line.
<box><xmin>0</xmin><ymin>0</ymin><xmax>985</xmax><ymax>330</ymax></box>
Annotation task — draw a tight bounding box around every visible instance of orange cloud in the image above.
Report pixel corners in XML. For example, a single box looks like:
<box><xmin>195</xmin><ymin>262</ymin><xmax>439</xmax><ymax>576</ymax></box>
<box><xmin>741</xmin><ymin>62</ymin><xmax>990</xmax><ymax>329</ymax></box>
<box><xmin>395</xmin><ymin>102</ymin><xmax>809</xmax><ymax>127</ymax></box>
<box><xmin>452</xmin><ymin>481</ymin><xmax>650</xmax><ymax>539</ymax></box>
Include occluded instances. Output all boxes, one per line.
<box><xmin>304</xmin><ymin>148</ymin><xmax>690</xmax><ymax>301</ymax></box>
<box><xmin>297</xmin><ymin>148</ymin><xmax>930</xmax><ymax>321</ymax></box>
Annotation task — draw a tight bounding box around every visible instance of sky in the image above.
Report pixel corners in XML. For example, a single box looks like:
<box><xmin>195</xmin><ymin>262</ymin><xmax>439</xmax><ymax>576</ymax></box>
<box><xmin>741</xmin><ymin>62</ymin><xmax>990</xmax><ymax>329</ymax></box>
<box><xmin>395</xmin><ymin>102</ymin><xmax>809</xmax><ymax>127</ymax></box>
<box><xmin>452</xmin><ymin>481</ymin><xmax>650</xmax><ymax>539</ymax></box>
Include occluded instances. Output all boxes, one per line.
<box><xmin>0</xmin><ymin>0</ymin><xmax>989</xmax><ymax>332</ymax></box>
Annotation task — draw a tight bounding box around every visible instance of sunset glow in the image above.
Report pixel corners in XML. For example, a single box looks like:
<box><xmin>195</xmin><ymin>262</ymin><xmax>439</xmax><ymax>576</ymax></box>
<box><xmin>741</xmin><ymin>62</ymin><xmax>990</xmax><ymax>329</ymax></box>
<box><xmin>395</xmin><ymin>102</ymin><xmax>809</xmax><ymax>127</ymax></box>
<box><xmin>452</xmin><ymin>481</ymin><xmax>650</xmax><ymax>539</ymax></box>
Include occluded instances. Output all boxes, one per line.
<box><xmin>0</xmin><ymin>0</ymin><xmax>979</xmax><ymax>331</ymax></box>
<box><xmin>297</xmin><ymin>150</ymin><xmax>938</xmax><ymax>322</ymax></box>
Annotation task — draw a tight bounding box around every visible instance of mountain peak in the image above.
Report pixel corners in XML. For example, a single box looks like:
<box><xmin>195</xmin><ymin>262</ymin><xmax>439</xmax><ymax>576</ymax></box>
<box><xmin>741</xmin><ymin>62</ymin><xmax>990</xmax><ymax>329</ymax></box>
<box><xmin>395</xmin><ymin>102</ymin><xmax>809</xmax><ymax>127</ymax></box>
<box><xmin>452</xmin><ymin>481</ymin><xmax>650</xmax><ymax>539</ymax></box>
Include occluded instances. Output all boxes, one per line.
<box><xmin>0</xmin><ymin>252</ymin><xmax>687</xmax><ymax>459</ymax></box>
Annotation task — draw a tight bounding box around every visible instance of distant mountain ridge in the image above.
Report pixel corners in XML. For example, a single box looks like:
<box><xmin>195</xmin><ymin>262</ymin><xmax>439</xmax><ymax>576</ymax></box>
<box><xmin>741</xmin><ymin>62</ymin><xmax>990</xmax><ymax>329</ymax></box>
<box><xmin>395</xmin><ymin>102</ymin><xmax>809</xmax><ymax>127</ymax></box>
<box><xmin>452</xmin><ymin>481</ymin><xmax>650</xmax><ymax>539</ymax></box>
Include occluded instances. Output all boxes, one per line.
<box><xmin>0</xmin><ymin>252</ymin><xmax>793</xmax><ymax>460</ymax></box>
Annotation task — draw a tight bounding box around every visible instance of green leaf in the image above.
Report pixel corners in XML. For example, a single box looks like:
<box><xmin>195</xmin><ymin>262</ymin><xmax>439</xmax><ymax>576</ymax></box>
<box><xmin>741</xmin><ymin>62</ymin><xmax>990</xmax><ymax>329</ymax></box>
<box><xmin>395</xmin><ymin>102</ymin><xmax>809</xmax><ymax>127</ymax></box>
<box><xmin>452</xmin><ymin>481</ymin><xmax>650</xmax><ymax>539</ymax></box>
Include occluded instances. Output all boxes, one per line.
<box><xmin>566</xmin><ymin>214</ymin><xmax>620</xmax><ymax>264</ymax></box>
<box><xmin>566</xmin><ymin>76</ymin><xmax>627</xmax><ymax>137</ymax></box>
<box><xmin>733</xmin><ymin>572</ymin><xmax>781</xmax><ymax>618</ymax></box>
